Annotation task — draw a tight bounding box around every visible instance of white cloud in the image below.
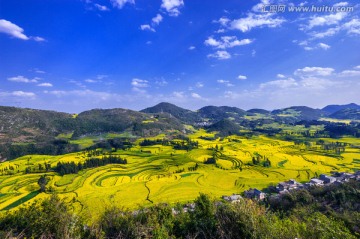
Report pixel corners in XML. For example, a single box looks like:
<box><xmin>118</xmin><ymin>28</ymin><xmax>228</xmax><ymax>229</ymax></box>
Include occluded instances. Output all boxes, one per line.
<box><xmin>276</xmin><ymin>74</ymin><xmax>285</xmax><ymax>78</ymax></box>
<box><xmin>33</xmin><ymin>36</ymin><xmax>46</xmax><ymax>42</ymax></box>
<box><xmin>307</xmin><ymin>12</ymin><xmax>347</xmax><ymax>30</ymax></box>
<box><xmin>260</xmin><ymin>78</ymin><xmax>298</xmax><ymax>89</ymax></box>
<box><xmin>214</xmin><ymin>17</ymin><xmax>230</xmax><ymax>26</ymax></box>
<box><xmin>172</xmin><ymin>91</ymin><xmax>185</xmax><ymax>98</ymax></box>
<box><xmin>339</xmin><ymin>70</ymin><xmax>360</xmax><ymax>77</ymax></box>
<box><xmin>37</xmin><ymin>82</ymin><xmax>53</xmax><ymax>87</ymax></box>
<box><xmin>0</xmin><ymin>19</ymin><xmax>29</xmax><ymax>40</ymax></box>
<box><xmin>333</xmin><ymin>2</ymin><xmax>349</xmax><ymax>7</ymax></box>
<box><xmin>12</xmin><ymin>91</ymin><xmax>36</xmax><ymax>98</ymax></box>
<box><xmin>152</xmin><ymin>14</ymin><xmax>163</xmax><ymax>25</ymax></box>
<box><xmin>69</xmin><ymin>80</ymin><xmax>86</xmax><ymax>88</ymax></box>
<box><xmin>34</xmin><ymin>69</ymin><xmax>46</xmax><ymax>74</ymax></box>
<box><xmin>195</xmin><ymin>82</ymin><xmax>204</xmax><ymax>88</ymax></box>
<box><xmin>204</xmin><ymin>36</ymin><xmax>253</xmax><ymax>49</ymax></box>
<box><xmin>294</xmin><ymin>67</ymin><xmax>334</xmax><ymax>77</ymax></box>
<box><xmin>155</xmin><ymin>79</ymin><xmax>168</xmax><ymax>86</ymax></box>
<box><xmin>310</xmin><ymin>27</ymin><xmax>340</xmax><ymax>39</ymax></box>
<box><xmin>0</xmin><ymin>19</ymin><xmax>45</xmax><ymax>42</ymax></box>
<box><xmin>161</xmin><ymin>0</ymin><xmax>184</xmax><ymax>17</ymax></box>
<box><xmin>217</xmin><ymin>79</ymin><xmax>229</xmax><ymax>84</ymax></box>
<box><xmin>304</xmin><ymin>46</ymin><xmax>314</xmax><ymax>51</ymax></box>
<box><xmin>207</xmin><ymin>50</ymin><xmax>231</xmax><ymax>60</ymax></box>
<box><xmin>318</xmin><ymin>43</ymin><xmax>330</xmax><ymax>50</ymax></box>
<box><xmin>251</xmin><ymin>50</ymin><xmax>256</xmax><ymax>57</ymax></box>
<box><xmin>300</xmin><ymin>77</ymin><xmax>338</xmax><ymax>90</ymax></box>
<box><xmin>188</xmin><ymin>46</ymin><xmax>196</xmax><ymax>50</ymax></box>
<box><xmin>230</xmin><ymin>13</ymin><xmax>285</xmax><ymax>32</ymax></box>
<box><xmin>97</xmin><ymin>74</ymin><xmax>108</xmax><ymax>80</ymax></box>
<box><xmin>95</xmin><ymin>3</ymin><xmax>110</xmax><ymax>11</ymax></box>
<box><xmin>301</xmin><ymin>42</ymin><xmax>331</xmax><ymax>51</ymax></box>
<box><xmin>131</xmin><ymin>78</ymin><xmax>149</xmax><ymax>88</ymax></box>
<box><xmin>343</xmin><ymin>19</ymin><xmax>360</xmax><ymax>35</ymax></box>
<box><xmin>140</xmin><ymin>24</ymin><xmax>155</xmax><ymax>32</ymax></box>
<box><xmin>354</xmin><ymin>65</ymin><xmax>360</xmax><ymax>69</ymax></box>
<box><xmin>238</xmin><ymin>75</ymin><xmax>247</xmax><ymax>80</ymax></box>
<box><xmin>7</xmin><ymin>76</ymin><xmax>39</xmax><ymax>83</ymax></box>
<box><xmin>252</xmin><ymin>0</ymin><xmax>271</xmax><ymax>12</ymax></box>
<box><xmin>217</xmin><ymin>79</ymin><xmax>234</xmax><ymax>87</ymax></box>
<box><xmin>44</xmin><ymin>89</ymin><xmax>117</xmax><ymax>101</ymax></box>
<box><xmin>110</xmin><ymin>0</ymin><xmax>135</xmax><ymax>9</ymax></box>
<box><xmin>85</xmin><ymin>79</ymin><xmax>97</xmax><ymax>83</ymax></box>
<box><xmin>191</xmin><ymin>92</ymin><xmax>202</xmax><ymax>99</ymax></box>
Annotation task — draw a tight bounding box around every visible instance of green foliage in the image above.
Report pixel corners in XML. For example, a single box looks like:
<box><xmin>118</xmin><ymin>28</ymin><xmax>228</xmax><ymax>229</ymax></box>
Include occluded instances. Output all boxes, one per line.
<box><xmin>206</xmin><ymin>119</ymin><xmax>241</xmax><ymax>137</ymax></box>
<box><xmin>0</xmin><ymin>186</ymin><xmax>358</xmax><ymax>239</ymax></box>
<box><xmin>55</xmin><ymin>155</ymin><xmax>127</xmax><ymax>175</ymax></box>
<box><xmin>38</xmin><ymin>174</ymin><xmax>49</xmax><ymax>192</ymax></box>
<box><xmin>0</xmin><ymin>194</ymin><xmax>84</xmax><ymax>239</ymax></box>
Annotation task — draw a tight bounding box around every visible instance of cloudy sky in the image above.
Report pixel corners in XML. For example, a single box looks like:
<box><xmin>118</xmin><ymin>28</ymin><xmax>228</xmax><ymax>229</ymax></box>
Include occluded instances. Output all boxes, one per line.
<box><xmin>0</xmin><ymin>0</ymin><xmax>359</xmax><ymax>113</ymax></box>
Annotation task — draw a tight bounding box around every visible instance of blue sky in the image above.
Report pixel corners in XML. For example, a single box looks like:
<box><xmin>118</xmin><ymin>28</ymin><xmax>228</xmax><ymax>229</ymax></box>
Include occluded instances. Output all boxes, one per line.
<box><xmin>0</xmin><ymin>0</ymin><xmax>360</xmax><ymax>113</ymax></box>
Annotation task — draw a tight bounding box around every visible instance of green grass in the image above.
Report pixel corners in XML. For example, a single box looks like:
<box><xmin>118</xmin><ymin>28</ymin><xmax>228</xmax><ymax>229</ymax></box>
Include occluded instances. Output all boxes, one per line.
<box><xmin>2</xmin><ymin>191</ymin><xmax>40</xmax><ymax>211</ymax></box>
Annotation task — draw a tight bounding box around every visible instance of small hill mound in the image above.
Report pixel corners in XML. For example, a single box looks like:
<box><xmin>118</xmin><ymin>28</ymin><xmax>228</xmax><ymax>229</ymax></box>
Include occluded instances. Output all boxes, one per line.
<box><xmin>198</xmin><ymin>106</ymin><xmax>246</xmax><ymax>122</ymax></box>
<box><xmin>141</xmin><ymin>102</ymin><xmax>200</xmax><ymax>123</ymax></box>
<box><xmin>247</xmin><ymin>108</ymin><xmax>270</xmax><ymax>114</ymax></box>
<box><xmin>73</xmin><ymin>108</ymin><xmax>183</xmax><ymax>137</ymax></box>
<box><xmin>272</xmin><ymin>106</ymin><xmax>325</xmax><ymax>121</ymax></box>
<box><xmin>206</xmin><ymin>119</ymin><xmax>241</xmax><ymax>136</ymax></box>
<box><xmin>0</xmin><ymin>106</ymin><xmax>73</xmax><ymax>143</ymax></box>
<box><xmin>322</xmin><ymin>103</ymin><xmax>360</xmax><ymax>114</ymax></box>
<box><xmin>330</xmin><ymin>108</ymin><xmax>360</xmax><ymax>120</ymax></box>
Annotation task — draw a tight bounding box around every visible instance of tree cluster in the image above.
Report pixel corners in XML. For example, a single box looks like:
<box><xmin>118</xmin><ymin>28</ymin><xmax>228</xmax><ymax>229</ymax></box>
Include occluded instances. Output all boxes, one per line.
<box><xmin>54</xmin><ymin>155</ymin><xmax>127</xmax><ymax>176</ymax></box>
<box><xmin>251</xmin><ymin>153</ymin><xmax>271</xmax><ymax>167</ymax></box>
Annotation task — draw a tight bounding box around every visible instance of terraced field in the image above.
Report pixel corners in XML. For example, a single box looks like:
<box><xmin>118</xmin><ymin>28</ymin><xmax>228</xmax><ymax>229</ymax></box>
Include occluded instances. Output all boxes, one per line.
<box><xmin>1</xmin><ymin>129</ymin><xmax>359</xmax><ymax>220</ymax></box>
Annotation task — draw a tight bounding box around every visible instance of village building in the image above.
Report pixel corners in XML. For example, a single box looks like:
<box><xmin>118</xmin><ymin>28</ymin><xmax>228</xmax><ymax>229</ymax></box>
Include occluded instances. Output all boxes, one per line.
<box><xmin>276</xmin><ymin>179</ymin><xmax>302</xmax><ymax>192</ymax></box>
<box><xmin>222</xmin><ymin>194</ymin><xmax>242</xmax><ymax>203</ymax></box>
<box><xmin>310</xmin><ymin>178</ymin><xmax>324</xmax><ymax>186</ymax></box>
<box><xmin>319</xmin><ymin>174</ymin><xmax>336</xmax><ymax>184</ymax></box>
<box><xmin>244</xmin><ymin>188</ymin><xmax>266</xmax><ymax>200</ymax></box>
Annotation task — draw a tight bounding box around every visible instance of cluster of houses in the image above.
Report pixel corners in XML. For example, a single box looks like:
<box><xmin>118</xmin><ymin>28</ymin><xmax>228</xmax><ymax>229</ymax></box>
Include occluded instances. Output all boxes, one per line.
<box><xmin>222</xmin><ymin>171</ymin><xmax>360</xmax><ymax>203</ymax></box>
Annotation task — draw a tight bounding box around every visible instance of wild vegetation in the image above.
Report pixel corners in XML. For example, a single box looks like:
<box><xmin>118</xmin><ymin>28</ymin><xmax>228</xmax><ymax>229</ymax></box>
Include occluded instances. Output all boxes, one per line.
<box><xmin>0</xmin><ymin>180</ymin><xmax>359</xmax><ymax>238</ymax></box>
<box><xmin>0</xmin><ymin>102</ymin><xmax>360</xmax><ymax>238</ymax></box>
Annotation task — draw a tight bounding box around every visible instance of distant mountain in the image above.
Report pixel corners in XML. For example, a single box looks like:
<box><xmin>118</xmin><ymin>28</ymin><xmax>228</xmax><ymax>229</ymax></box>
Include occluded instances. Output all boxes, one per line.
<box><xmin>330</xmin><ymin>108</ymin><xmax>360</xmax><ymax>120</ymax></box>
<box><xmin>206</xmin><ymin>119</ymin><xmax>241</xmax><ymax>136</ymax></box>
<box><xmin>197</xmin><ymin>106</ymin><xmax>247</xmax><ymax>122</ymax></box>
<box><xmin>272</xmin><ymin>106</ymin><xmax>326</xmax><ymax>121</ymax></box>
<box><xmin>140</xmin><ymin>102</ymin><xmax>201</xmax><ymax>123</ymax></box>
<box><xmin>0</xmin><ymin>106</ymin><xmax>73</xmax><ymax>144</ymax></box>
<box><xmin>247</xmin><ymin>109</ymin><xmax>270</xmax><ymax>114</ymax></box>
<box><xmin>322</xmin><ymin>103</ymin><xmax>360</xmax><ymax>114</ymax></box>
<box><xmin>74</xmin><ymin>107</ymin><xmax>183</xmax><ymax>138</ymax></box>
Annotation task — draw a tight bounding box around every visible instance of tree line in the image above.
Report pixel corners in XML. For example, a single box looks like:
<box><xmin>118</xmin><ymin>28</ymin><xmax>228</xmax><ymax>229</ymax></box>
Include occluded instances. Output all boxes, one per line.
<box><xmin>54</xmin><ymin>155</ymin><xmax>127</xmax><ymax>176</ymax></box>
<box><xmin>140</xmin><ymin>138</ymin><xmax>199</xmax><ymax>151</ymax></box>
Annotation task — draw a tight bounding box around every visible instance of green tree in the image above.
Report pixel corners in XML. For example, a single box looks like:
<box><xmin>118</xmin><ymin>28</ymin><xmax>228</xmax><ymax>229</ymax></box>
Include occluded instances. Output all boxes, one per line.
<box><xmin>38</xmin><ymin>175</ymin><xmax>49</xmax><ymax>192</ymax></box>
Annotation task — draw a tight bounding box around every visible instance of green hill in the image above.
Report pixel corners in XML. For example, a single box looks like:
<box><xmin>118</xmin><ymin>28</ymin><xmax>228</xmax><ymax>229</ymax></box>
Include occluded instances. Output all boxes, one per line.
<box><xmin>247</xmin><ymin>108</ymin><xmax>270</xmax><ymax>114</ymax></box>
<box><xmin>141</xmin><ymin>102</ymin><xmax>201</xmax><ymax>123</ymax></box>
<box><xmin>272</xmin><ymin>106</ymin><xmax>326</xmax><ymax>121</ymax></box>
<box><xmin>197</xmin><ymin>106</ymin><xmax>247</xmax><ymax>122</ymax></box>
<box><xmin>330</xmin><ymin>108</ymin><xmax>360</xmax><ymax>120</ymax></box>
<box><xmin>0</xmin><ymin>106</ymin><xmax>73</xmax><ymax>144</ymax></box>
<box><xmin>206</xmin><ymin>119</ymin><xmax>241</xmax><ymax>136</ymax></box>
<box><xmin>322</xmin><ymin>103</ymin><xmax>360</xmax><ymax>114</ymax></box>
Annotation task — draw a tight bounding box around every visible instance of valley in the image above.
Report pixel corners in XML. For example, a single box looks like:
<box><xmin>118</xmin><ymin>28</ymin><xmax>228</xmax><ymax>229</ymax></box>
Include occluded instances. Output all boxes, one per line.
<box><xmin>1</xmin><ymin>125</ymin><xmax>359</xmax><ymax>220</ymax></box>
